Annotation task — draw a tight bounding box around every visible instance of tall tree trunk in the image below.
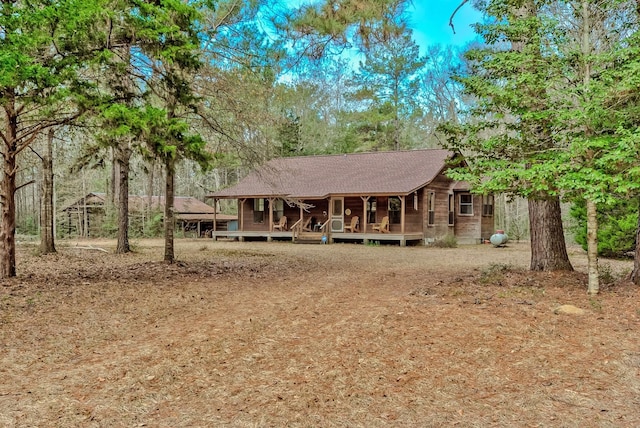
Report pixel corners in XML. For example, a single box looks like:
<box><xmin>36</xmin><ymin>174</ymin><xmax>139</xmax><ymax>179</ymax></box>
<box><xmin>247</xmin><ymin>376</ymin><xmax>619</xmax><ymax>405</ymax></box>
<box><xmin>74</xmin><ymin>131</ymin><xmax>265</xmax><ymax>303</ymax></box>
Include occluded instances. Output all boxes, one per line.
<box><xmin>1</xmin><ymin>99</ymin><xmax>18</xmax><ymax>278</ymax></box>
<box><xmin>586</xmin><ymin>199</ymin><xmax>599</xmax><ymax>293</ymax></box>
<box><xmin>109</xmin><ymin>147</ymin><xmax>116</xmax><ymax>206</ymax></box>
<box><xmin>630</xmin><ymin>200</ymin><xmax>640</xmax><ymax>285</ymax></box>
<box><xmin>146</xmin><ymin>161</ymin><xmax>155</xmax><ymax>236</ymax></box>
<box><xmin>115</xmin><ymin>144</ymin><xmax>131</xmax><ymax>254</ymax></box>
<box><xmin>39</xmin><ymin>128</ymin><xmax>56</xmax><ymax>254</ymax></box>
<box><xmin>0</xmin><ymin>157</ymin><xmax>17</xmax><ymax>278</ymax></box>
<box><xmin>582</xmin><ymin>0</ymin><xmax>598</xmax><ymax>294</ymax></box>
<box><xmin>528</xmin><ymin>197</ymin><xmax>573</xmax><ymax>271</ymax></box>
<box><xmin>515</xmin><ymin>0</ymin><xmax>572</xmax><ymax>273</ymax></box>
<box><xmin>164</xmin><ymin>157</ymin><xmax>175</xmax><ymax>263</ymax></box>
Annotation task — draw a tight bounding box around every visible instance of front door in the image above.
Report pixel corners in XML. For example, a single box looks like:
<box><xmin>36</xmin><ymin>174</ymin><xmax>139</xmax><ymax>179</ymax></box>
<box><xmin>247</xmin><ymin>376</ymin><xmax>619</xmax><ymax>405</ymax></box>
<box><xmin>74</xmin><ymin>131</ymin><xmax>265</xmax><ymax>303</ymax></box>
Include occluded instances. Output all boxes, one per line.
<box><xmin>330</xmin><ymin>197</ymin><xmax>344</xmax><ymax>232</ymax></box>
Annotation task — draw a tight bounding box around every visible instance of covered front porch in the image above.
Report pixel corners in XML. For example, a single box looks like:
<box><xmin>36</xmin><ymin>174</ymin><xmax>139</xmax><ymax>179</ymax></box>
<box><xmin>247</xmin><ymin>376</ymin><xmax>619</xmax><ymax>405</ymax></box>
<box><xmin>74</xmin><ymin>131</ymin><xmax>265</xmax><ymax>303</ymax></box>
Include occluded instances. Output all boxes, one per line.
<box><xmin>209</xmin><ymin>193</ymin><xmax>425</xmax><ymax>246</ymax></box>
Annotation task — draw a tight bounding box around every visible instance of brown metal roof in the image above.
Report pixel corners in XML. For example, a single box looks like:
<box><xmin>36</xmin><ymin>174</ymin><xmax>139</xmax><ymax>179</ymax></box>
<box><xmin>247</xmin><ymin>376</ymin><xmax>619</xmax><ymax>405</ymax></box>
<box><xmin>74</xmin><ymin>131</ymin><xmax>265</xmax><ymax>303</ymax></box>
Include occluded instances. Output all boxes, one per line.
<box><xmin>177</xmin><ymin>213</ymin><xmax>237</xmax><ymax>221</ymax></box>
<box><xmin>129</xmin><ymin>195</ymin><xmax>217</xmax><ymax>214</ymax></box>
<box><xmin>209</xmin><ymin>149</ymin><xmax>456</xmax><ymax>199</ymax></box>
<box><xmin>62</xmin><ymin>193</ymin><xmax>219</xmax><ymax>215</ymax></box>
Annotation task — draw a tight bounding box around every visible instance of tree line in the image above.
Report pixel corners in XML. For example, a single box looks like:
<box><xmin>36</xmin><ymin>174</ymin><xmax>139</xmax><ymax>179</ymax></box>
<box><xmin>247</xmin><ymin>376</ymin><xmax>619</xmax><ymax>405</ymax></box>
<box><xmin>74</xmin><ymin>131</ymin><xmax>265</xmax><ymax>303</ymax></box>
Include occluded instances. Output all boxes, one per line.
<box><xmin>441</xmin><ymin>0</ymin><xmax>640</xmax><ymax>293</ymax></box>
<box><xmin>3</xmin><ymin>0</ymin><xmax>640</xmax><ymax>294</ymax></box>
<box><xmin>2</xmin><ymin>0</ymin><xmax>424</xmax><ymax>277</ymax></box>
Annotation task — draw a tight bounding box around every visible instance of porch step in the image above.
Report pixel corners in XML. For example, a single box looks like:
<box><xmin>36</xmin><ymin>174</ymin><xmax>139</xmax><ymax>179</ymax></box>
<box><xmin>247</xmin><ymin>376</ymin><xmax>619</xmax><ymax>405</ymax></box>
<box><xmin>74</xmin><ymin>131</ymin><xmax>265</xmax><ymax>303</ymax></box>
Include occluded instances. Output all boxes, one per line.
<box><xmin>294</xmin><ymin>232</ymin><xmax>326</xmax><ymax>244</ymax></box>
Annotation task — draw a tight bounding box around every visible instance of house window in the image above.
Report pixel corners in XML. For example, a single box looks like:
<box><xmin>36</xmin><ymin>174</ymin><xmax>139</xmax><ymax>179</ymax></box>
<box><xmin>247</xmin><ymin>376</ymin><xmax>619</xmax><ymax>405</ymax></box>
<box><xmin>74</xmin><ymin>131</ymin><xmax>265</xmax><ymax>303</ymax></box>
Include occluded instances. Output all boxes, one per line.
<box><xmin>459</xmin><ymin>193</ymin><xmax>473</xmax><ymax>215</ymax></box>
<box><xmin>448</xmin><ymin>193</ymin><xmax>455</xmax><ymax>226</ymax></box>
<box><xmin>482</xmin><ymin>195</ymin><xmax>494</xmax><ymax>217</ymax></box>
<box><xmin>427</xmin><ymin>192</ymin><xmax>435</xmax><ymax>226</ymax></box>
<box><xmin>367</xmin><ymin>198</ymin><xmax>377</xmax><ymax>224</ymax></box>
<box><xmin>253</xmin><ymin>198</ymin><xmax>265</xmax><ymax>223</ymax></box>
<box><xmin>389</xmin><ymin>197</ymin><xmax>401</xmax><ymax>224</ymax></box>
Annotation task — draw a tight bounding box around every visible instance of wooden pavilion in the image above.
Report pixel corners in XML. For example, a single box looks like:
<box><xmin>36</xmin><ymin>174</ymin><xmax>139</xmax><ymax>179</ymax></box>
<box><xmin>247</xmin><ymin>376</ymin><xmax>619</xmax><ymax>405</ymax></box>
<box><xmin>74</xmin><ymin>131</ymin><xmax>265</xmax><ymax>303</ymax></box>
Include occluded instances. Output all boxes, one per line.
<box><xmin>61</xmin><ymin>193</ymin><xmax>236</xmax><ymax>238</ymax></box>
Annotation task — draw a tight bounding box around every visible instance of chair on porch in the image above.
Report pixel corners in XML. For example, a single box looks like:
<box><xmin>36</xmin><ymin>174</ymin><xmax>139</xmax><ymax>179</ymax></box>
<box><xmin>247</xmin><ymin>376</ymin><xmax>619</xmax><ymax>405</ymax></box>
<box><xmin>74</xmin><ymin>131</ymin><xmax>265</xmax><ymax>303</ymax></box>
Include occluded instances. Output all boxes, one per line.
<box><xmin>343</xmin><ymin>216</ymin><xmax>359</xmax><ymax>232</ymax></box>
<box><xmin>372</xmin><ymin>216</ymin><xmax>389</xmax><ymax>233</ymax></box>
<box><xmin>273</xmin><ymin>216</ymin><xmax>287</xmax><ymax>231</ymax></box>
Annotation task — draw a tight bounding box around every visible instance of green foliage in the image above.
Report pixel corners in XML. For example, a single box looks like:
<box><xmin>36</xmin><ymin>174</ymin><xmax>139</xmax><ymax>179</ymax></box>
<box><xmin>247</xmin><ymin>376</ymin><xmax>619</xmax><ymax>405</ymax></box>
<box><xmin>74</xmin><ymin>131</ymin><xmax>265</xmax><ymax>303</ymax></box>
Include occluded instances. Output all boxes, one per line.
<box><xmin>100</xmin><ymin>208</ymin><xmax>119</xmax><ymax>238</ymax></box>
<box><xmin>142</xmin><ymin>106</ymin><xmax>212</xmax><ymax>170</ymax></box>
<box><xmin>277</xmin><ymin>112</ymin><xmax>302</xmax><ymax>157</ymax></box>
<box><xmin>570</xmin><ymin>198</ymin><xmax>638</xmax><ymax>258</ymax></box>
<box><xmin>16</xmin><ymin>216</ymin><xmax>38</xmax><ymax>236</ymax></box>
<box><xmin>598</xmin><ymin>263</ymin><xmax>616</xmax><ymax>286</ymax></box>
<box><xmin>431</xmin><ymin>234</ymin><xmax>457</xmax><ymax>248</ymax></box>
<box><xmin>143</xmin><ymin>212</ymin><xmax>165</xmax><ymax>238</ymax></box>
<box><xmin>348</xmin><ymin>29</ymin><xmax>426</xmax><ymax>150</ymax></box>
<box><xmin>288</xmin><ymin>0</ymin><xmax>411</xmax><ymax>57</ymax></box>
<box><xmin>439</xmin><ymin>0</ymin><xmax>567</xmax><ymax>199</ymax></box>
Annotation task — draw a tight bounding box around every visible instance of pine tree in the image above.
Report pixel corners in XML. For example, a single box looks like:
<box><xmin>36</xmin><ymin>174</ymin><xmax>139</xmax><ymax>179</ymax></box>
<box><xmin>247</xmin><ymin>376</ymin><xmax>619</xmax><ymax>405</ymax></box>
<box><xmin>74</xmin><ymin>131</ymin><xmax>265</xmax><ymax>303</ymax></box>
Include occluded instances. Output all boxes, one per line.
<box><xmin>441</xmin><ymin>0</ymin><xmax>573</xmax><ymax>271</ymax></box>
<box><xmin>0</xmin><ymin>0</ymin><xmax>106</xmax><ymax>277</ymax></box>
<box><xmin>349</xmin><ymin>29</ymin><xmax>426</xmax><ymax>151</ymax></box>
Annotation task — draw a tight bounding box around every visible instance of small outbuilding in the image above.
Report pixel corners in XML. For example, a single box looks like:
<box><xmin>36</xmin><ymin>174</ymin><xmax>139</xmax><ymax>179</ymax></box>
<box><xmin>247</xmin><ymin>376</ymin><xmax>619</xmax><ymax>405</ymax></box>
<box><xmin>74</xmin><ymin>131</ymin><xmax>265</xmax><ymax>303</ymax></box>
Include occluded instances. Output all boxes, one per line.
<box><xmin>61</xmin><ymin>193</ymin><xmax>236</xmax><ymax>238</ymax></box>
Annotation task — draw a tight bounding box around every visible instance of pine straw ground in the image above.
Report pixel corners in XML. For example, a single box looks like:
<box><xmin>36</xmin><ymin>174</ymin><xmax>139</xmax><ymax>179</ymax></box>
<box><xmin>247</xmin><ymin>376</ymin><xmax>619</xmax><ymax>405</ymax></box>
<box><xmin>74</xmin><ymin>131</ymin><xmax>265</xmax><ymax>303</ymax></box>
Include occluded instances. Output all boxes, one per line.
<box><xmin>0</xmin><ymin>239</ymin><xmax>639</xmax><ymax>427</ymax></box>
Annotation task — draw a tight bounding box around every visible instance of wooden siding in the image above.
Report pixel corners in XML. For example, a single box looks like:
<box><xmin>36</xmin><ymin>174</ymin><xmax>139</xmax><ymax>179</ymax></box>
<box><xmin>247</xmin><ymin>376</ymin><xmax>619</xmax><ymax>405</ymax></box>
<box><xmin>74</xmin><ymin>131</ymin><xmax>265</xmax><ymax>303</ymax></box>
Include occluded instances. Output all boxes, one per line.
<box><xmin>454</xmin><ymin>193</ymin><xmax>481</xmax><ymax>244</ymax></box>
<box><xmin>422</xmin><ymin>174</ymin><xmax>454</xmax><ymax>242</ymax></box>
<box><xmin>402</xmin><ymin>193</ymin><xmax>423</xmax><ymax>233</ymax></box>
<box><xmin>481</xmin><ymin>212</ymin><xmax>495</xmax><ymax>240</ymax></box>
<box><xmin>239</xmin><ymin>199</ymin><xmax>261</xmax><ymax>231</ymax></box>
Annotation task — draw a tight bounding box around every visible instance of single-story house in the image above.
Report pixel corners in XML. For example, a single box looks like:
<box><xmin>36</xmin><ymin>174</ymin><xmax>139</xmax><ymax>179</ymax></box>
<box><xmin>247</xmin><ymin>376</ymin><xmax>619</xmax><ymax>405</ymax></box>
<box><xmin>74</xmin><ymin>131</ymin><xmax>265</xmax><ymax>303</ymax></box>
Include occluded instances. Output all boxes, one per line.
<box><xmin>206</xmin><ymin>149</ymin><xmax>494</xmax><ymax>245</ymax></box>
<box><xmin>61</xmin><ymin>193</ymin><xmax>236</xmax><ymax>238</ymax></box>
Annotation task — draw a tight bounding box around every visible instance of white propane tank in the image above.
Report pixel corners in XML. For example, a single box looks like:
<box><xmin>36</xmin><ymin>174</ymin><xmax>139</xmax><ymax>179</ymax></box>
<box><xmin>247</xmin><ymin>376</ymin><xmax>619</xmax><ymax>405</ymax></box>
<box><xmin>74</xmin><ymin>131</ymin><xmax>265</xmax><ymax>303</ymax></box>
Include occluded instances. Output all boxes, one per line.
<box><xmin>490</xmin><ymin>229</ymin><xmax>508</xmax><ymax>247</ymax></box>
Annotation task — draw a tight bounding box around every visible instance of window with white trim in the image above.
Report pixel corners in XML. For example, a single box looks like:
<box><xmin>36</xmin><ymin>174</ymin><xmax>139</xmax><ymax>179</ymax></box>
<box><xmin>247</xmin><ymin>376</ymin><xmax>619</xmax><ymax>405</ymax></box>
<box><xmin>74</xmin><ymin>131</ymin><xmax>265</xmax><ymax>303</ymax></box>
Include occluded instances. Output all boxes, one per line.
<box><xmin>427</xmin><ymin>192</ymin><xmax>435</xmax><ymax>226</ymax></box>
<box><xmin>389</xmin><ymin>196</ymin><xmax>401</xmax><ymax>224</ymax></box>
<box><xmin>482</xmin><ymin>195</ymin><xmax>494</xmax><ymax>217</ymax></box>
<box><xmin>459</xmin><ymin>193</ymin><xmax>473</xmax><ymax>215</ymax></box>
<box><xmin>253</xmin><ymin>198</ymin><xmax>265</xmax><ymax>223</ymax></box>
<box><xmin>367</xmin><ymin>198</ymin><xmax>377</xmax><ymax>224</ymax></box>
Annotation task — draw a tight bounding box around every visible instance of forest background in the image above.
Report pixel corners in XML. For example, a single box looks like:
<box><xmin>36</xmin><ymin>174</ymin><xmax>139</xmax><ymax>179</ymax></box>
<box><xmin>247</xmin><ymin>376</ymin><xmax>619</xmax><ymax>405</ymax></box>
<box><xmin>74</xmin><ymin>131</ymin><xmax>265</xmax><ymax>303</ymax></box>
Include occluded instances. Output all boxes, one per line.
<box><xmin>3</xmin><ymin>0</ymin><xmax>640</xmax><ymax>291</ymax></box>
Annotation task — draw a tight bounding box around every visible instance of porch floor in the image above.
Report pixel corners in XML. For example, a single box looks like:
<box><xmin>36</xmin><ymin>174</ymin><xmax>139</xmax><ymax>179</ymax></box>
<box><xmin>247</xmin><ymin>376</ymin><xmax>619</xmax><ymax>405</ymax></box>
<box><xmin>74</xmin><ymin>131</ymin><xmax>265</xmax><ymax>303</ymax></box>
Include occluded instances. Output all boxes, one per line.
<box><xmin>210</xmin><ymin>231</ymin><xmax>424</xmax><ymax>246</ymax></box>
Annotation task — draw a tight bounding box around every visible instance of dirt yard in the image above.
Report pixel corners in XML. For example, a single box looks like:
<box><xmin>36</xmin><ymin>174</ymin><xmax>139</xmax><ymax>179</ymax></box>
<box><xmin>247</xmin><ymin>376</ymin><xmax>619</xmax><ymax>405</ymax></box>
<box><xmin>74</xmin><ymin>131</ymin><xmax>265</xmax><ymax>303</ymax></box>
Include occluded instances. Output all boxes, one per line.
<box><xmin>1</xmin><ymin>239</ymin><xmax>638</xmax><ymax>427</ymax></box>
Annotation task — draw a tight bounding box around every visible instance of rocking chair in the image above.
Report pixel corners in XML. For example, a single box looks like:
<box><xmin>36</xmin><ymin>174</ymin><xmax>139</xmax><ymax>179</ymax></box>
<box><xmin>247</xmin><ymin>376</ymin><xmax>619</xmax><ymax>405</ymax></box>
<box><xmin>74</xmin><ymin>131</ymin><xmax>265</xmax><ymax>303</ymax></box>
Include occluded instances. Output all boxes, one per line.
<box><xmin>273</xmin><ymin>216</ymin><xmax>287</xmax><ymax>231</ymax></box>
<box><xmin>344</xmin><ymin>216</ymin><xmax>359</xmax><ymax>232</ymax></box>
<box><xmin>372</xmin><ymin>216</ymin><xmax>389</xmax><ymax>233</ymax></box>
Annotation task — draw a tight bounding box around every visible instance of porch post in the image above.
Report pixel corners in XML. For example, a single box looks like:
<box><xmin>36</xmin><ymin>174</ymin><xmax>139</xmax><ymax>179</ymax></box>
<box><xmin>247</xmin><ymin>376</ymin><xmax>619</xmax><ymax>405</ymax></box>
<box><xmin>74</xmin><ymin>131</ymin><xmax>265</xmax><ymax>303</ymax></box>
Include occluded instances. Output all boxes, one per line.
<box><xmin>400</xmin><ymin>195</ymin><xmax>406</xmax><ymax>234</ymax></box>
<box><xmin>239</xmin><ymin>199</ymin><xmax>246</xmax><ymax>232</ymax></box>
<box><xmin>268</xmin><ymin>198</ymin><xmax>275</xmax><ymax>231</ymax></box>
<box><xmin>294</xmin><ymin>203</ymin><xmax>303</xmax><ymax>243</ymax></box>
<box><xmin>360</xmin><ymin>195</ymin><xmax>369</xmax><ymax>234</ymax></box>
<box><xmin>328</xmin><ymin>198</ymin><xmax>333</xmax><ymax>243</ymax></box>
<box><xmin>267</xmin><ymin>198</ymin><xmax>274</xmax><ymax>242</ymax></box>
<box><xmin>213</xmin><ymin>198</ymin><xmax>217</xmax><ymax>233</ymax></box>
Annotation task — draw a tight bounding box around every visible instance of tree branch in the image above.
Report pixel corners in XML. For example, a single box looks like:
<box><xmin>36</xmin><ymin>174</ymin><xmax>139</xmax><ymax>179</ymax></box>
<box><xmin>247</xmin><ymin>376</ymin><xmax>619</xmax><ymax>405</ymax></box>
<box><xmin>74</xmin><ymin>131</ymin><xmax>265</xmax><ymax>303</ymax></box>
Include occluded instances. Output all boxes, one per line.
<box><xmin>449</xmin><ymin>0</ymin><xmax>470</xmax><ymax>34</ymax></box>
<box><xmin>16</xmin><ymin>180</ymin><xmax>35</xmax><ymax>192</ymax></box>
<box><xmin>29</xmin><ymin>145</ymin><xmax>43</xmax><ymax>161</ymax></box>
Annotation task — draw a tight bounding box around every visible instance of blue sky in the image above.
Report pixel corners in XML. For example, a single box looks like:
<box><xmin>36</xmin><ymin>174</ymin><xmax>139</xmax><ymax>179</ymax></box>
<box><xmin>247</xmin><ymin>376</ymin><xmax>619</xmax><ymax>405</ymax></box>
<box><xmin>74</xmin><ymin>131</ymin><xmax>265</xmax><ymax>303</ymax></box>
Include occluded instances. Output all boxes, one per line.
<box><xmin>407</xmin><ymin>2</ymin><xmax>482</xmax><ymax>49</ymax></box>
<box><xmin>284</xmin><ymin>1</ymin><xmax>482</xmax><ymax>49</ymax></box>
